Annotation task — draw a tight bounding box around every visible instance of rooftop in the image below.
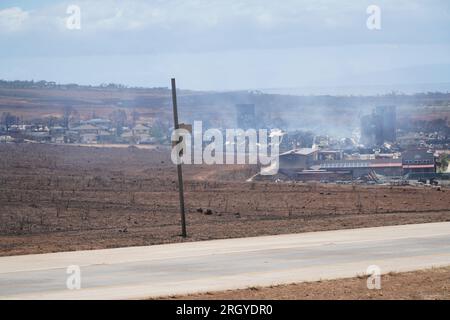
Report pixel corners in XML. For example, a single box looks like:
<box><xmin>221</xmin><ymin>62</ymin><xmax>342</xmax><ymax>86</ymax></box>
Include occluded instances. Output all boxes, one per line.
<box><xmin>317</xmin><ymin>159</ymin><xmax>403</xmax><ymax>169</ymax></box>
<box><xmin>71</xmin><ymin>124</ymin><xmax>99</xmax><ymax>131</ymax></box>
<box><xmin>280</xmin><ymin>148</ymin><xmax>318</xmax><ymax>156</ymax></box>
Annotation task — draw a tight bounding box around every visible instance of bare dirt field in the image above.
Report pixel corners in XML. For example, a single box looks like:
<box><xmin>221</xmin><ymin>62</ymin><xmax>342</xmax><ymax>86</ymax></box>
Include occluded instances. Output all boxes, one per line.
<box><xmin>0</xmin><ymin>87</ymin><xmax>172</xmax><ymax>120</ymax></box>
<box><xmin>162</xmin><ymin>266</ymin><xmax>450</xmax><ymax>300</ymax></box>
<box><xmin>0</xmin><ymin>143</ymin><xmax>449</xmax><ymax>257</ymax></box>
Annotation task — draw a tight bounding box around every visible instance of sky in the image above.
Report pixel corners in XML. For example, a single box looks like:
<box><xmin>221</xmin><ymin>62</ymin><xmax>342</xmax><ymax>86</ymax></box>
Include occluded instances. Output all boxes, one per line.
<box><xmin>0</xmin><ymin>0</ymin><xmax>450</xmax><ymax>93</ymax></box>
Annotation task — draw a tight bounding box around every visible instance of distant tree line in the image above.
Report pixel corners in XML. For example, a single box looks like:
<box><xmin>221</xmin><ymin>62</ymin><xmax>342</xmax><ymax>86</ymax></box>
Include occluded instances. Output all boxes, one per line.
<box><xmin>0</xmin><ymin>80</ymin><xmax>169</xmax><ymax>91</ymax></box>
<box><xmin>1</xmin><ymin>112</ymin><xmax>20</xmax><ymax>132</ymax></box>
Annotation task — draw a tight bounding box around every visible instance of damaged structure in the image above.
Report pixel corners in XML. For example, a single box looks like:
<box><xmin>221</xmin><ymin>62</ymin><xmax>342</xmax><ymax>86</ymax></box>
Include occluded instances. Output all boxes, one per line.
<box><xmin>361</xmin><ymin>106</ymin><xmax>397</xmax><ymax>147</ymax></box>
<box><xmin>274</xmin><ymin>147</ymin><xmax>436</xmax><ymax>183</ymax></box>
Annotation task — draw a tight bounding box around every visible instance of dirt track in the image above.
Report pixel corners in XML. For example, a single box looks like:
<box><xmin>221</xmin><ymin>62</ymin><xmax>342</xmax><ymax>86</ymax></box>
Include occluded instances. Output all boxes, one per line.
<box><xmin>0</xmin><ymin>143</ymin><xmax>449</xmax><ymax>256</ymax></box>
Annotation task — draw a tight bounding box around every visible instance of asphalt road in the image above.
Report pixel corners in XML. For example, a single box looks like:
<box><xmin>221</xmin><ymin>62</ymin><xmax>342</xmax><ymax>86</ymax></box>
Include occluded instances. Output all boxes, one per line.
<box><xmin>1</xmin><ymin>222</ymin><xmax>450</xmax><ymax>299</ymax></box>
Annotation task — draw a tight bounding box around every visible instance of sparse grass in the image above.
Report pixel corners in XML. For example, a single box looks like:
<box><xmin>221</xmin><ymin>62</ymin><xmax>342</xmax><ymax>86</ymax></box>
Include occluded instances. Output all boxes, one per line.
<box><xmin>159</xmin><ymin>266</ymin><xmax>450</xmax><ymax>300</ymax></box>
<box><xmin>248</xmin><ymin>286</ymin><xmax>261</xmax><ymax>291</ymax></box>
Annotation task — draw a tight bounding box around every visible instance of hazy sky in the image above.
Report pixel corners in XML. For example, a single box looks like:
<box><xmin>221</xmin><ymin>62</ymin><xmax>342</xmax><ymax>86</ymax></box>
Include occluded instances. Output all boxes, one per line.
<box><xmin>1</xmin><ymin>0</ymin><xmax>450</xmax><ymax>92</ymax></box>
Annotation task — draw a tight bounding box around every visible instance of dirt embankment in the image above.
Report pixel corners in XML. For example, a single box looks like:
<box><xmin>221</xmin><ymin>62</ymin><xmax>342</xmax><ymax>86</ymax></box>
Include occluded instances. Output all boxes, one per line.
<box><xmin>161</xmin><ymin>267</ymin><xmax>450</xmax><ymax>300</ymax></box>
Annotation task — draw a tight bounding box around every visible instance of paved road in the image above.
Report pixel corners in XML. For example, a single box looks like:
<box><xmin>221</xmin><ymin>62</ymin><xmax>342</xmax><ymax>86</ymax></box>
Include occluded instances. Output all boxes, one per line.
<box><xmin>1</xmin><ymin>222</ymin><xmax>450</xmax><ymax>299</ymax></box>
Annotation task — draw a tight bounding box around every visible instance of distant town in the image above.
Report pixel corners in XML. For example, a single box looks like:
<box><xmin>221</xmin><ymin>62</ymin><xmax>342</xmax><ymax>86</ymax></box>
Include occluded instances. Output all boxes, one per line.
<box><xmin>1</xmin><ymin>100</ymin><xmax>449</xmax><ymax>187</ymax></box>
<box><xmin>0</xmin><ymin>108</ymin><xmax>170</xmax><ymax>146</ymax></box>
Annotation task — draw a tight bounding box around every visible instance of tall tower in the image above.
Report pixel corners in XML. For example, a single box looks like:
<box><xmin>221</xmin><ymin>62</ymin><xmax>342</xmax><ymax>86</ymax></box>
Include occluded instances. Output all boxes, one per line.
<box><xmin>360</xmin><ymin>106</ymin><xmax>397</xmax><ymax>147</ymax></box>
<box><xmin>376</xmin><ymin>105</ymin><xmax>396</xmax><ymax>143</ymax></box>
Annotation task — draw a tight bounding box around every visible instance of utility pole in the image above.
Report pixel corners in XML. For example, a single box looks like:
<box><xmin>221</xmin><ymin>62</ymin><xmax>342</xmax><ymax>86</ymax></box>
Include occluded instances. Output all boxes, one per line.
<box><xmin>171</xmin><ymin>78</ymin><xmax>187</xmax><ymax>238</ymax></box>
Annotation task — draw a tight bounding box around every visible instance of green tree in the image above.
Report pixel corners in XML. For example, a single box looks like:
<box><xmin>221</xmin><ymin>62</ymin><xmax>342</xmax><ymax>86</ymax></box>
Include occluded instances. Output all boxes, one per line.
<box><xmin>439</xmin><ymin>154</ymin><xmax>449</xmax><ymax>173</ymax></box>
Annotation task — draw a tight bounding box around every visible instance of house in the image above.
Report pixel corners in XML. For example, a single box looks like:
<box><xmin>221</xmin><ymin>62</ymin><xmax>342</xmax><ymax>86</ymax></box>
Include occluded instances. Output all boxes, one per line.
<box><xmin>51</xmin><ymin>135</ymin><xmax>65</xmax><ymax>144</ymax></box>
<box><xmin>85</xmin><ymin>119</ymin><xmax>112</xmax><ymax>130</ymax></box>
<box><xmin>70</xmin><ymin>124</ymin><xmax>100</xmax><ymax>135</ymax></box>
<box><xmin>65</xmin><ymin>130</ymin><xmax>79</xmax><ymax>143</ymax></box>
<box><xmin>97</xmin><ymin>130</ymin><xmax>114</xmax><ymax>143</ymax></box>
<box><xmin>70</xmin><ymin>124</ymin><xmax>101</xmax><ymax>143</ymax></box>
<box><xmin>132</xmin><ymin>124</ymin><xmax>152</xmax><ymax>144</ymax></box>
<box><xmin>0</xmin><ymin>135</ymin><xmax>14</xmax><ymax>143</ymax></box>
<box><xmin>49</xmin><ymin>126</ymin><xmax>65</xmax><ymax>135</ymax></box>
<box><xmin>80</xmin><ymin>133</ymin><xmax>98</xmax><ymax>144</ymax></box>
<box><xmin>27</xmin><ymin>131</ymin><xmax>51</xmax><ymax>142</ymax></box>
<box><xmin>120</xmin><ymin>130</ymin><xmax>134</xmax><ymax>144</ymax></box>
<box><xmin>133</xmin><ymin>124</ymin><xmax>151</xmax><ymax>136</ymax></box>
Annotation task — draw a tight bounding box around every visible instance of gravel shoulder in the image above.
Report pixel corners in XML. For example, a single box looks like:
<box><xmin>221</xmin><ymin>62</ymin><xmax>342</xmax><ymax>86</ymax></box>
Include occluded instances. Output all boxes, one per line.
<box><xmin>161</xmin><ymin>266</ymin><xmax>450</xmax><ymax>300</ymax></box>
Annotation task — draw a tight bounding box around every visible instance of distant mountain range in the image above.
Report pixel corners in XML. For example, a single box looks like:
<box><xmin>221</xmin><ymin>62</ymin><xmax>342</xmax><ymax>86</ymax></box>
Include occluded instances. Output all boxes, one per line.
<box><xmin>261</xmin><ymin>64</ymin><xmax>450</xmax><ymax>96</ymax></box>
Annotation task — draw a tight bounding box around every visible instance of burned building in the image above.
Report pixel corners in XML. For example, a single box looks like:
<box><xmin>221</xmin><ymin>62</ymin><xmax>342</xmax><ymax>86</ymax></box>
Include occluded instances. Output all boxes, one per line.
<box><xmin>236</xmin><ymin>104</ymin><xmax>256</xmax><ymax>130</ymax></box>
<box><xmin>402</xmin><ymin>149</ymin><xmax>436</xmax><ymax>174</ymax></box>
<box><xmin>318</xmin><ymin>150</ymin><xmax>343</xmax><ymax>161</ymax></box>
<box><xmin>316</xmin><ymin>159</ymin><xmax>404</xmax><ymax>179</ymax></box>
<box><xmin>278</xmin><ymin>156</ymin><xmax>403</xmax><ymax>182</ymax></box>
<box><xmin>361</xmin><ymin>114</ymin><xmax>380</xmax><ymax>147</ymax></box>
<box><xmin>277</xmin><ymin>146</ymin><xmax>406</xmax><ymax>181</ymax></box>
<box><xmin>377</xmin><ymin>105</ymin><xmax>396</xmax><ymax>143</ymax></box>
<box><xmin>361</xmin><ymin>106</ymin><xmax>397</xmax><ymax>147</ymax></box>
<box><xmin>278</xmin><ymin>148</ymin><xmax>319</xmax><ymax>176</ymax></box>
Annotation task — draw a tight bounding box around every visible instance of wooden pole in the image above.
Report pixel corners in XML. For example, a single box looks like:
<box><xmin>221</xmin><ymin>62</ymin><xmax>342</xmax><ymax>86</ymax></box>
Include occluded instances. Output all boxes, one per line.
<box><xmin>171</xmin><ymin>78</ymin><xmax>187</xmax><ymax>238</ymax></box>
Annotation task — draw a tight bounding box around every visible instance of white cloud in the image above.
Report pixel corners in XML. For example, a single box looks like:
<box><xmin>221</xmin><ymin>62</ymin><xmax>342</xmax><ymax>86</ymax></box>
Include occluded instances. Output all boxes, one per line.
<box><xmin>1</xmin><ymin>0</ymin><xmax>449</xmax><ymax>57</ymax></box>
<box><xmin>0</xmin><ymin>0</ymin><xmax>449</xmax><ymax>90</ymax></box>
<box><xmin>12</xmin><ymin>0</ymin><xmax>365</xmax><ymax>33</ymax></box>
<box><xmin>3</xmin><ymin>0</ymin><xmax>449</xmax><ymax>35</ymax></box>
<box><xmin>0</xmin><ymin>7</ymin><xmax>29</xmax><ymax>32</ymax></box>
